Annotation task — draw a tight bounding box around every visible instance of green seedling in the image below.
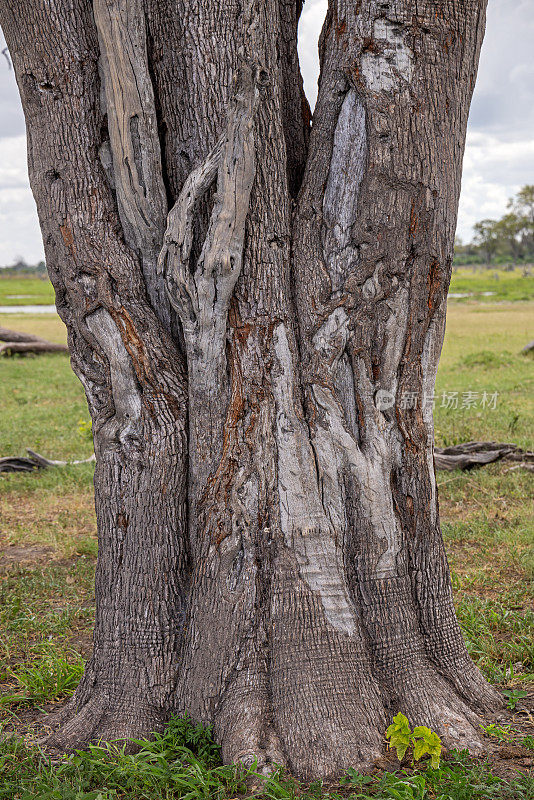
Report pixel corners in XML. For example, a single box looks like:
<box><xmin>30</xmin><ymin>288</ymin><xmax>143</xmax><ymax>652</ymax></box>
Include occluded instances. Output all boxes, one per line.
<box><xmin>386</xmin><ymin>713</ymin><xmax>442</xmax><ymax>769</ymax></box>
<box><xmin>480</xmin><ymin>723</ymin><xmax>513</xmax><ymax>741</ymax></box>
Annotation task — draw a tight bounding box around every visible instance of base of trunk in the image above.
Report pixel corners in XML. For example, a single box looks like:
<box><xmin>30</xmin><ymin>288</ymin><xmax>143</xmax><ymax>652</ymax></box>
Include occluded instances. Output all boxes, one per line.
<box><xmin>43</xmin><ymin>693</ymin><xmax>167</xmax><ymax>753</ymax></box>
<box><xmin>41</xmin><ymin>654</ymin><xmax>502</xmax><ymax>778</ymax></box>
<box><xmin>205</xmin><ymin>669</ymin><xmax>500</xmax><ymax>779</ymax></box>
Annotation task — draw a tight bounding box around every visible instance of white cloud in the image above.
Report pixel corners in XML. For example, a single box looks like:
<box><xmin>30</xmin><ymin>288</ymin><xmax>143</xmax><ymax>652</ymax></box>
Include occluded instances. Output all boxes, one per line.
<box><xmin>468</xmin><ymin>0</ymin><xmax>534</xmax><ymax>140</ymax></box>
<box><xmin>298</xmin><ymin>0</ymin><xmax>327</xmax><ymax>109</ymax></box>
<box><xmin>0</xmin><ymin>135</ymin><xmax>31</xmax><ymax>188</ymax></box>
<box><xmin>0</xmin><ymin>136</ymin><xmax>44</xmax><ymax>264</ymax></box>
<box><xmin>457</xmin><ymin>133</ymin><xmax>534</xmax><ymax>241</ymax></box>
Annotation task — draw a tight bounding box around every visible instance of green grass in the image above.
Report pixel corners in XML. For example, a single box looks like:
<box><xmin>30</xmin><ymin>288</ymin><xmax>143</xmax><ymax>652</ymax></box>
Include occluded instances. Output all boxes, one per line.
<box><xmin>0</xmin><ymin>560</ymin><xmax>95</xmax><ymax>711</ymax></box>
<box><xmin>0</xmin><ymin>718</ymin><xmax>532</xmax><ymax>800</ymax></box>
<box><xmin>456</xmin><ymin>597</ymin><xmax>534</xmax><ymax>686</ymax></box>
<box><xmin>0</xmin><ymin>277</ymin><xmax>55</xmax><ymax>307</ymax></box>
<box><xmin>0</xmin><ymin>716</ymin><xmax>248</xmax><ymax>800</ymax></box>
<box><xmin>449</xmin><ymin>267</ymin><xmax>534</xmax><ymax>303</ymax></box>
<box><xmin>439</xmin><ymin>465</ymin><xmax>533</xmax><ymax>687</ymax></box>
<box><xmin>0</xmin><ymin>350</ymin><xmax>91</xmax><ymax>461</ymax></box>
<box><xmin>1</xmin><ymin>646</ymin><xmax>85</xmax><ymax>710</ymax></box>
<box><xmin>435</xmin><ymin>303</ymin><xmax>533</xmax><ymax>449</ymax></box>
<box><xmin>0</xmin><ymin>310</ymin><xmax>95</xmax><ymax>560</ymax></box>
<box><xmin>0</xmin><ymin>275</ymin><xmax>532</xmax><ymax>797</ymax></box>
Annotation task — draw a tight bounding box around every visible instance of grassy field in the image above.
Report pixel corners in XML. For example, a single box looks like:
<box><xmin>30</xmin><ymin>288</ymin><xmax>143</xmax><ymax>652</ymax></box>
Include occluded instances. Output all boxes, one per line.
<box><xmin>0</xmin><ymin>277</ymin><xmax>55</xmax><ymax>307</ymax></box>
<box><xmin>449</xmin><ymin>266</ymin><xmax>534</xmax><ymax>303</ymax></box>
<box><xmin>434</xmin><ymin>302</ymin><xmax>533</xmax><ymax>449</ymax></box>
<box><xmin>0</xmin><ymin>273</ymin><xmax>533</xmax><ymax>798</ymax></box>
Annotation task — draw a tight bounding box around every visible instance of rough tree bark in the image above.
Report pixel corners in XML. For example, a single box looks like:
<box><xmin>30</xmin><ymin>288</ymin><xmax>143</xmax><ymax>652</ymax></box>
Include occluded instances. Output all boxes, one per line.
<box><xmin>0</xmin><ymin>0</ymin><xmax>501</xmax><ymax>779</ymax></box>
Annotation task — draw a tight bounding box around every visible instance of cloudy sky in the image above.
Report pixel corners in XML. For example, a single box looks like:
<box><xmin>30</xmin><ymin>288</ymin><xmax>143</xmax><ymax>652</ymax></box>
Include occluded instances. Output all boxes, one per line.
<box><xmin>0</xmin><ymin>0</ymin><xmax>532</xmax><ymax>264</ymax></box>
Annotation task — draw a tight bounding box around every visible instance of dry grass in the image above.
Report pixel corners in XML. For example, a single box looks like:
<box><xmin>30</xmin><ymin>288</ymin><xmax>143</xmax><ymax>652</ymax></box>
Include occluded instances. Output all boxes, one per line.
<box><xmin>0</xmin><ymin>490</ymin><xmax>96</xmax><ymax>560</ymax></box>
<box><xmin>0</xmin><ymin>312</ymin><xmax>66</xmax><ymax>345</ymax></box>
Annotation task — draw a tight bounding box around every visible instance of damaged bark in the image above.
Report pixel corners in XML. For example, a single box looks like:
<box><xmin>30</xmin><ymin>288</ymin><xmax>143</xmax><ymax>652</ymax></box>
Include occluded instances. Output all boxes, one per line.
<box><xmin>0</xmin><ymin>0</ymin><xmax>498</xmax><ymax>780</ymax></box>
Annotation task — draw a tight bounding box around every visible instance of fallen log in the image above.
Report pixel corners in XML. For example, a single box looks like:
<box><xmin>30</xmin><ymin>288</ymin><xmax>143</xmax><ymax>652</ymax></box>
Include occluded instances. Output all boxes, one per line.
<box><xmin>0</xmin><ymin>340</ymin><xmax>68</xmax><ymax>355</ymax></box>
<box><xmin>0</xmin><ymin>456</ymin><xmax>41</xmax><ymax>473</ymax></box>
<box><xmin>435</xmin><ymin>441</ymin><xmax>534</xmax><ymax>471</ymax></box>
<box><xmin>0</xmin><ymin>449</ymin><xmax>95</xmax><ymax>473</ymax></box>
<box><xmin>0</xmin><ymin>326</ymin><xmax>68</xmax><ymax>355</ymax></box>
<box><xmin>0</xmin><ymin>326</ymin><xmax>47</xmax><ymax>343</ymax></box>
<box><xmin>26</xmin><ymin>449</ymin><xmax>96</xmax><ymax>467</ymax></box>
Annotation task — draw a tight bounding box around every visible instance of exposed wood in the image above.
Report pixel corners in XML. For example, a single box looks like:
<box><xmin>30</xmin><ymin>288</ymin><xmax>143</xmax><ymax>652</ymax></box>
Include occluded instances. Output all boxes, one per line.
<box><xmin>93</xmin><ymin>0</ymin><xmax>170</xmax><ymax>327</ymax></box>
<box><xmin>163</xmin><ymin>56</ymin><xmax>261</xmax><ymax>488</ymax></box>
<box><xmin>163</xmin><ymin>60</ymin><xmax>259</xmax><ymax>344</ymax></box>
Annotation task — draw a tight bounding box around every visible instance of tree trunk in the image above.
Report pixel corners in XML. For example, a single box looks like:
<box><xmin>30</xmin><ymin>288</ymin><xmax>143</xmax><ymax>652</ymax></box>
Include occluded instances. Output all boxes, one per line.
<box><xmin>0</xmin><ymin>0</ymin><xmax>501</xmax><ymax>779</ymax></box>
<box><xmin>0</xmin><ymin>0</ymin><xmax>189</xmax><ymax>745</ymax></box>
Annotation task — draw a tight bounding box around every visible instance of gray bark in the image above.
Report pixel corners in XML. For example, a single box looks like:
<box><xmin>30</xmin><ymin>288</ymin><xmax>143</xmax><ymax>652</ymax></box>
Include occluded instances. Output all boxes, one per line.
<box><xmin>0</xmin><ymin>0</ymin><xmax>500</xmax><ymax>780</ymax></box>
<box><xmin>0</xmin><ymin>0</ymin><xmax>189</xmax><ymax>746</ymax></box>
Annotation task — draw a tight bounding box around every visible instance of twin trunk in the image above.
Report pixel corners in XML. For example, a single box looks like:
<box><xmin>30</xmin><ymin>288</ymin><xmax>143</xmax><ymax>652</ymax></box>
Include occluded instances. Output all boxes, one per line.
<box><xmin>0</xmin><ymin>0</ymin><xmax>499</xmax><ymax>779</ymax></box>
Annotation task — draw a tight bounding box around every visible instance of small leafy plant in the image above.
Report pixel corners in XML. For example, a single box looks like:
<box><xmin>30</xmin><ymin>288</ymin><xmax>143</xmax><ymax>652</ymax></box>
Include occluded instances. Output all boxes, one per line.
<box><xmin>78</xmin><ymin>418</ymin><xmax>93</xmax><ymax>441</ymax></box>
<box><xmin>386</xmin><ymin>712</ymin><xmax>413</xmax><ymax>762</ymax></box>
<box><xmin>502</xmin><ymin>688</ymin><xmax>528</xmax><ymax>710</ymax></box>
<box><xmin>386</xmin><ymin>713</ymin><xmax>442</xmax><ymax>769</ymax></box>
<box><xmin>480</xmin><ymin>722</ymin><xmax>513</xmax><ymax>742</ymax></box>
<box><xmin>340</xmin><ymin>768</ymin><xmax>375</xmax><ymax>790</ymax></box>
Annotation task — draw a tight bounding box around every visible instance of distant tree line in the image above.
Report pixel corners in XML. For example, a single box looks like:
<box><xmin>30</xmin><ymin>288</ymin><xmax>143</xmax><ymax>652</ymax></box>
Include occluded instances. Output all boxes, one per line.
<box><xmin>455</xmin><ymin>185</ymin><xmax>534</xmax><ymax>266</ymax></box>
<box><xmin>0</xmin><ymin>257</ymin><xmax>47</xmax><ymax>276</ymax></box>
